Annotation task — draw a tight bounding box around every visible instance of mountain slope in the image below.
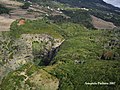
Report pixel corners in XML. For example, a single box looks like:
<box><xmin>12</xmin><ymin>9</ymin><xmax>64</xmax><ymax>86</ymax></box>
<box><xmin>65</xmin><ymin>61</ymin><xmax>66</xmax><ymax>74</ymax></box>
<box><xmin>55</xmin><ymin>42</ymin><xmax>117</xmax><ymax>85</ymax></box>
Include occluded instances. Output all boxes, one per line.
<box><xmin>18</xmin><ymin>0</ymin><xmax>120</xmax><ymax>26</ymax></box>
<box><xmin>56</xmin><ymin>0</ymin><xmax>120</xmax><ymax>26</ymax></box>
<box><xmin>56</xmin><ymin>0</ymin><xmax>120</xmax><ymax>11</ymax></box>
<box><xmin>0</xmin><ymin>0</ymin><xmax>120</xmax><ymax>90</ymax></box>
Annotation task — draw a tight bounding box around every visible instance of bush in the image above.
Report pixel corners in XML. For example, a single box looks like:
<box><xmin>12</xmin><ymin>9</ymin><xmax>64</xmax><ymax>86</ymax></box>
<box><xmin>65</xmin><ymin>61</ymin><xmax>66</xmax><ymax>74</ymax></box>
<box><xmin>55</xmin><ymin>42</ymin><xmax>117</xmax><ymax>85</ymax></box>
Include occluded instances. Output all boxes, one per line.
<box><xmin>21</xmin><ymin>2</ymin><xmax>30</xmax><ymax>9</ymax></box>
<box><xmin>0</xmin><ymin>4</ymin><xmax>10</xmax><ymax>14</ymax></box>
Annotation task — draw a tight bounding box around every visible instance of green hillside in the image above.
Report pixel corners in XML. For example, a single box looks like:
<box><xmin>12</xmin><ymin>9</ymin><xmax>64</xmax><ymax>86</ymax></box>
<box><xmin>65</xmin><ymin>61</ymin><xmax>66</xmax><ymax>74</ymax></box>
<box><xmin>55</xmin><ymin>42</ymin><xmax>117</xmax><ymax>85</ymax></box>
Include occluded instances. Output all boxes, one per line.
<box><xmin>18</xmin><ymin>0</ymin><xmax>120</xmax><ymax>26</ymax></box>
<box><xmin>48</xmin><ymin>23</ymin><xmax>120</xmax><ymax>90</ymax></box>
<box><xmin>56</xmin><ymin>0</ymin><xmax>120</xmax><ymax>26</ymax></box>
<box><xmin>0</xmin><ymin>0</ymin><xmax>120</xmax><ymax>90</ymax></box>
<box><xmin>10</xmin><ymin>19</ymin><xmax>63</xmax><ymax>39</ymax></box>
<box><xmin>1</xmin><ymin>21</ymin><xmax>120</xmax><ymax>90</ymax></box>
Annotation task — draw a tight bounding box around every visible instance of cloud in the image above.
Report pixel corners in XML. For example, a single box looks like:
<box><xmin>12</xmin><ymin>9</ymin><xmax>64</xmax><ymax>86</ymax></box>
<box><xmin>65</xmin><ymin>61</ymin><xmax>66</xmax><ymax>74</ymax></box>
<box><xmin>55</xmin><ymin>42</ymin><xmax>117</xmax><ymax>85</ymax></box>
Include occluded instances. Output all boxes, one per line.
<box><xmin>103</xmin><ymin>0</ymin><xmax>120</xmax><ymax>7</ymax></box>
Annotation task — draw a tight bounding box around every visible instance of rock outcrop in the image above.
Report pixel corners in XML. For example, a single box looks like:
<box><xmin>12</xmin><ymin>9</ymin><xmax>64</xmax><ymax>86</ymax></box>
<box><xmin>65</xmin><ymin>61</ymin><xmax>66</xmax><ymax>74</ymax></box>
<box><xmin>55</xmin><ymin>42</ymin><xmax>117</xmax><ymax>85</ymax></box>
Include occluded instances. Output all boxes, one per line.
<box><xmin>0</xmin><ymin>33</ymin><xmax>64</xmax><ymax>83</ymax></box>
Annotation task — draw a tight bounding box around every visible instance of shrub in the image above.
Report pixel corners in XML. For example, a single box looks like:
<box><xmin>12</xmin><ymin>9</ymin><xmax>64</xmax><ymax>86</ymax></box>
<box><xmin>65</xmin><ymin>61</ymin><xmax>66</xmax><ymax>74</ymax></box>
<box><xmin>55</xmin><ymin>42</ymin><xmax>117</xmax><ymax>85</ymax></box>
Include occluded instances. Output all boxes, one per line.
<box><xmin>0</xmin><ymin>4</ymin><xmax>10</xmax><ymax>14</ymax></box>
<box><xmin>21</xmin><ymin>2</ymin><xmax>30</xmax><ymax>9</ymax></box>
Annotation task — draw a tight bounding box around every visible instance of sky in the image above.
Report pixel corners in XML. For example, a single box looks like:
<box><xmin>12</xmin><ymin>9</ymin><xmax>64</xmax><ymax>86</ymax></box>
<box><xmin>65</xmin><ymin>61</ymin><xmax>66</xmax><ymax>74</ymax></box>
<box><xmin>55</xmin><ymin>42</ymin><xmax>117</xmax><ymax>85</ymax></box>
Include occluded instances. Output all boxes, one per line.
<box><xmin>103</xmin><ymin>0</ymin><xmax>120</xmax><ymax>8</ymax></box>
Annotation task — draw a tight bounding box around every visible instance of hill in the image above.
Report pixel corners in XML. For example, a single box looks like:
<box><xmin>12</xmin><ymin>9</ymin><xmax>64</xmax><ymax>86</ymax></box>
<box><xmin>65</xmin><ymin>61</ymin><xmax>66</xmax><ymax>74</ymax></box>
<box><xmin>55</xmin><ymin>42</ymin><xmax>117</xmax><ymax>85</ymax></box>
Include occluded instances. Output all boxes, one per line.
<box><xmin>56</xmin><ymin>0</ymin><xmax>120</xmax><ymax>26</ymax></box>
<box><xmin>15</xmin><ymin>0</ymin><xmax>120</xmax><ymax>28</ymax></box>
<box><xmin>0</xmin><ymin>0</ymin><xmax>120</xmax><ymax>90</ymax></box>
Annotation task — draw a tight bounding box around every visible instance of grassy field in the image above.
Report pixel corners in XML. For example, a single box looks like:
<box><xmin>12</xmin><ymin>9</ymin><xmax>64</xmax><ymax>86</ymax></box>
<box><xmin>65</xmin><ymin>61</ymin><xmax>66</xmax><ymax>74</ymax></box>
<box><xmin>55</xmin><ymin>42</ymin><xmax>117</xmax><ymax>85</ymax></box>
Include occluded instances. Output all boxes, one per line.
<box><xmin>10</xmin><ymin>19</ymin><xmax>63</xmax><ymax>39</ymax></box>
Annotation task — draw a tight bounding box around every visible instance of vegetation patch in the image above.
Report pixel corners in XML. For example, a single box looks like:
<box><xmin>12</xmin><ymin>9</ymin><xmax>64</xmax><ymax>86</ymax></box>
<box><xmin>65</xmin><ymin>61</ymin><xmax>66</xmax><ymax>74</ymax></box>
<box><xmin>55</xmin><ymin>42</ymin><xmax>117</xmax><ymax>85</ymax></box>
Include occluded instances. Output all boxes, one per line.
<box><xmin>48</xmin><ymin>9</ymin><xmax>94</xmax><ymax>29</ymax></box>
<box><xmin>0</xmin><ymin>0</ymin><xmax>120</xmax><ymax>89</ymax></box>
<box><xmin>45</xmin><ymin>23</ymin><xmax>120</xmax><ymax>90</ymax></box>
<box><xmin>0</xmin><ymin>4</ymin><xmax>10</xmax><ymax>14</ymax></box>
<box><xmin>10</xmin><ymin>19</ymin><xmax>63</xmax><ymax>39</ymax></box>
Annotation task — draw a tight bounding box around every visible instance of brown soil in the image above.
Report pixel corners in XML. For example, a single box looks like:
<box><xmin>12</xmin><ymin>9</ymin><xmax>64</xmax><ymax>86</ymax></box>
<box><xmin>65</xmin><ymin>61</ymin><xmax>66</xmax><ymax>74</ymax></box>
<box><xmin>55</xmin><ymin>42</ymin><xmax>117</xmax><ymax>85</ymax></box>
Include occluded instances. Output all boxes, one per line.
<box><xmin>91</xmin><ymin>15</ymin><xmax>116</xmax><ymax>29</ymax></box>
<box><xmin>0</xmin><ymin>0</ymin><xmax>23</xmax><ymax>6</ymax></box>
<box><xmin>18</xmin><ymin>19</ymin><xmax>25</xmax><ymax>26</ymax></box>
<box><xmin>0</xmin><ymin>15</ymin><xmax>15</xmax><ymax>31</ymax></box>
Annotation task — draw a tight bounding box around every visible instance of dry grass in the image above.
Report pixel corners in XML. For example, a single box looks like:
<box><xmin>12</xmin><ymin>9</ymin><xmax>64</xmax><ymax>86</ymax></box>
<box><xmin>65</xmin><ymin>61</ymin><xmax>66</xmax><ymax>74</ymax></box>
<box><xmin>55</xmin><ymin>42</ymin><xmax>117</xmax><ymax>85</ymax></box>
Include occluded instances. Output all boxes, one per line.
<box><xmin>91</xmin><ymin>15</ymin><xmax>116</xmax><ymax>29</ymax></box>
<box><xmin>0</xmin><ymin>15</ymin><xmax>15</xmax><ymax>31</ymax></box>
<box><xmin>0</xmin><ymin>0</ymin><xmax>23</xmax><ymax>6</ymax></box>
<box><xmin>29</xmin><ymin>69</ymin><xmax>59</xmax><ymax>90</ymax></box>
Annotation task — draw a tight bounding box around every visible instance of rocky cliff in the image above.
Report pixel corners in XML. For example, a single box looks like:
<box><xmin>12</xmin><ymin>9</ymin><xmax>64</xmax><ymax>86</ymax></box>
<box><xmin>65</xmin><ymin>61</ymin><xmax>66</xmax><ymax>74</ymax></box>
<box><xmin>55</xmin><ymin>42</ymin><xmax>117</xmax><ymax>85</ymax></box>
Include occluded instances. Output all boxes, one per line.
<box><xmin>0</xmin><ymin>33</ymin><xmax>64</xmax><ymax>85</ymax></box>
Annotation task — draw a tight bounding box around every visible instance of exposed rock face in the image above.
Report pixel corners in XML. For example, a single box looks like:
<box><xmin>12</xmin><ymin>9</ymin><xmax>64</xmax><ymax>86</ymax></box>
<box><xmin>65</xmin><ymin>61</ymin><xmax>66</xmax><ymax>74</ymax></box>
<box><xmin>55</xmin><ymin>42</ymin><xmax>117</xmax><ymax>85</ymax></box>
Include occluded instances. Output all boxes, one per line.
<box><xmin>19</xmin><ymin>34</ymin><xmax>64</xmax><ymax>65</ymax></box>
<box><xmin>10</xmin><ymin>34</ymin><xmax>63</xmax><ymax>69</ymax></box>
<box><xmin>0</xmin><ymin>33</ymin><xmax>64</xmax><ymax>83</ymax></box>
